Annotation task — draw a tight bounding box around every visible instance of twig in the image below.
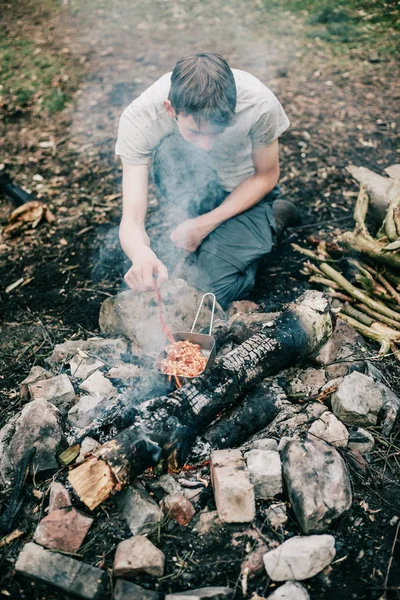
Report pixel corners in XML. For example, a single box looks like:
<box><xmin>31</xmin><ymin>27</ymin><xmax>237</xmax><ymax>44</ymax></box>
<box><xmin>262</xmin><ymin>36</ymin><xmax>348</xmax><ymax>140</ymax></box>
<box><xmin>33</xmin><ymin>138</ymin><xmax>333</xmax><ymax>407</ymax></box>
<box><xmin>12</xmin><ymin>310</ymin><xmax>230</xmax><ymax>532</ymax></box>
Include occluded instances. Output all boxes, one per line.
<box><xmin>376</xmin><ymin>272</ymin><xmax>400</xmax><ymax>305</ymax></box>
<box><xmin>292</xmin><ymin>244</ymin><xmax>337</xmax><ymax>262</ymax></box>
<box><xmin>383</xmin><ymin>520</ymin><xmax>400</xmax><ymax>596</ymax></box>
<box><xmin>353</xmin><ymin>184</ymin><xmax>369</xmax><ymax>231</ymax></box>
<box><xmin>338</xmin><ymin>314</ymin><xmax>392</xmax><ymax>356</ymax></box>
<box><xmin>354</xmin><ymin>303</ymin><xmax>400</xmax><ymax>330</ymax></box>
<box><xmin>342</xmin><ymin>303</ymin><xmax>373</xmax><ymax>327</ymax></box>
<box><xmin>309</xmin><ymin>275</ymin><xmax>341</xmax><ymax>289</ymax></box>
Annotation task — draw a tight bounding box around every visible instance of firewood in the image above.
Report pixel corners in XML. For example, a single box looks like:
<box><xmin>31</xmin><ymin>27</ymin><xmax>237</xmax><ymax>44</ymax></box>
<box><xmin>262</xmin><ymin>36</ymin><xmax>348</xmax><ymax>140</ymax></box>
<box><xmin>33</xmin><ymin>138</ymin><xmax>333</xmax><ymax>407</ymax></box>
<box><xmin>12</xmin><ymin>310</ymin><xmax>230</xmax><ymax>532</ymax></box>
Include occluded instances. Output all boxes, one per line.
<box><xmin>69</xmin><ymin>291</ymin><xmax>334</xmax><ymax>509</ymax></box>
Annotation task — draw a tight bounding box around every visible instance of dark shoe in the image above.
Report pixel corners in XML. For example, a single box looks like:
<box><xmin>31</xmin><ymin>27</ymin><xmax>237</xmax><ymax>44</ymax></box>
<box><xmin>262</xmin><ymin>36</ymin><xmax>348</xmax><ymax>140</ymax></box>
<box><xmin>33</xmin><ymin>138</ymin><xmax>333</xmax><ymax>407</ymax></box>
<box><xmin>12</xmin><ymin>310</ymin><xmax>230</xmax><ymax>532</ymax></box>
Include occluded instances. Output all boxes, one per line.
<box><xmin>273</xmin><ymin>200</ymin><xmax>302</xmax><ymax>236</ymax></box>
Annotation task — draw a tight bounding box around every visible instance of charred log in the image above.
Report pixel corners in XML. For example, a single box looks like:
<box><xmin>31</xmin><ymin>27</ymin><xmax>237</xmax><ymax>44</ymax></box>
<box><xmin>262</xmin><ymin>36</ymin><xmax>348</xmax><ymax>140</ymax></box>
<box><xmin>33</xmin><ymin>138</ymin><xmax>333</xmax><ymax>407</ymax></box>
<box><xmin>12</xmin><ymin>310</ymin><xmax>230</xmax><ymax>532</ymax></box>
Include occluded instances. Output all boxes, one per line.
<box><xmin>69</xmin><ymin>291</ymin><xmax>334</xmax><ymax>509</ymax></box>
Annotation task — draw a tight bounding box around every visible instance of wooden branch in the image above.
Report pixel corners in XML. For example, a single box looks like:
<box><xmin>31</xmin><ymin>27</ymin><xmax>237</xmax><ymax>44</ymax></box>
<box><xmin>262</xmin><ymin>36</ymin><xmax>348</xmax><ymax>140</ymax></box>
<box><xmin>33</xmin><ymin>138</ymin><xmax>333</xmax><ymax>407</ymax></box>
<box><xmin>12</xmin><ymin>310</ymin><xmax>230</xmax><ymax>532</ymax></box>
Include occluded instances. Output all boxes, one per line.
<box><xmin>342</xmin><ymin>303</ymin><xmax>373</xmax><ymax>327</ymax></box>
<box><xmin>320</xmin><ymin>262</ymin><xmax>400</xmax><ymax>323</ymax></box>
<box><xmin>338</xmin><ymin>230</ymin><xmax>400</xmax><ymax>270</ymax></box>
<box><xmin>69</xmin><ymin>291</ymin><xmax>334</xmax><ymax>509</ymax></box>
<box><xmin>309</xmin><ymin>275</ymin><xmax>341</xmax><ymax>289</ymax></box>
<box><xmin>354</xmin><ymin>303</ymin><xmax>400</xmax><ymax>330</ymax></box>
<box><xmin>353</xmin><ymin>184</ymin><xmax>369</xmax><ymax>231</ymax></box>
<box><xmin>338</xmin><ymin>314</ymin><xmax>392</xmax><ymax>356</ymax></box>
<box><xmin>383</xmin><ymin>188</ymin><xmax>400</xmax><ymax>241</ymax></box>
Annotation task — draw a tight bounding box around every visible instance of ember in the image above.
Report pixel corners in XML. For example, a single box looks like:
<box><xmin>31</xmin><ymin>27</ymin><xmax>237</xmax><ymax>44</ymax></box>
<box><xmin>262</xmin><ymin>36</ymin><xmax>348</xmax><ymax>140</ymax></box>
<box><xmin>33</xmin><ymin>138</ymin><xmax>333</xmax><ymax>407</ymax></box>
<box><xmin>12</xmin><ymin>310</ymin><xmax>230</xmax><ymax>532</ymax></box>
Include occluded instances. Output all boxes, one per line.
<box><xmin>160</xmin><ymin>340</ymin><xmax>207</xmax><ymax>378</ymax></box>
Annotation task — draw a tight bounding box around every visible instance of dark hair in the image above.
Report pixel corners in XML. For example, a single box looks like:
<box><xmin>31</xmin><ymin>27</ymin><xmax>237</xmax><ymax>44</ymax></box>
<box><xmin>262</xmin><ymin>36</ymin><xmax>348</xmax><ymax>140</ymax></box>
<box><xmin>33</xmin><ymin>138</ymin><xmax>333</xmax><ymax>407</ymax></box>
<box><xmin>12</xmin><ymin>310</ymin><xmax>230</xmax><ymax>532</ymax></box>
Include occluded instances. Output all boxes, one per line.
<box><xmin>169</xmin><ymin>52</ymin><xmax>237</xmax><ymax>128</ymax></box>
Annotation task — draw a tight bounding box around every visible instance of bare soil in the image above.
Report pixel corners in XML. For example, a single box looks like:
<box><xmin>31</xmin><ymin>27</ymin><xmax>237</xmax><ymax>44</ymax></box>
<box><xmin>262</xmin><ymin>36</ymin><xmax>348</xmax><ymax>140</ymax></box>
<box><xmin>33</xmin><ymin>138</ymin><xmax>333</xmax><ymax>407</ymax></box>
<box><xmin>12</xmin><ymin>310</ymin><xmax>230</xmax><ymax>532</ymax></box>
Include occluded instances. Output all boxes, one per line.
<box><xmin>1</xmin><ymin>0</ymin><xmax>400</xmax><ymax>598</ymax></box>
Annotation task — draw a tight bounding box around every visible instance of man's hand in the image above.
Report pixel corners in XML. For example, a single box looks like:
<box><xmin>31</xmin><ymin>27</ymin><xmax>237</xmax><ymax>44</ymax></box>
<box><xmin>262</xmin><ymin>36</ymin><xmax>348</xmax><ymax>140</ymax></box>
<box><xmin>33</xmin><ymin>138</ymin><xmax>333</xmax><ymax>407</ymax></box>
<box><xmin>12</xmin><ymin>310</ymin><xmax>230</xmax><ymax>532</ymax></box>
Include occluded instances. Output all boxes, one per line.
<box><xmin>170</xmin><ymin>217</ymin><xmax>211</xmax><ymax>253</ymax></box>
<box><xmin>124</xmin><ymin>246</ymin><xmax>168</xmax><ymax>292</ymax></box>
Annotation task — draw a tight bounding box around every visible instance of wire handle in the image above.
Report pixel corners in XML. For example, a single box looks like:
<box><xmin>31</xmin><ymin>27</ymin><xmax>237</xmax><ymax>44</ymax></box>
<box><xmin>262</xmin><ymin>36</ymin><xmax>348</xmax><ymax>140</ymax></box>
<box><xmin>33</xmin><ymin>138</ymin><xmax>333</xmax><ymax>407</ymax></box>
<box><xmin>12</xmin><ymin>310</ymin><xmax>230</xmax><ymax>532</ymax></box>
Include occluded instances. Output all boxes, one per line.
<box><xmin>191</xmin><ymin>293</ymin><xmax>216</xmax><ymax>335</ymax></box>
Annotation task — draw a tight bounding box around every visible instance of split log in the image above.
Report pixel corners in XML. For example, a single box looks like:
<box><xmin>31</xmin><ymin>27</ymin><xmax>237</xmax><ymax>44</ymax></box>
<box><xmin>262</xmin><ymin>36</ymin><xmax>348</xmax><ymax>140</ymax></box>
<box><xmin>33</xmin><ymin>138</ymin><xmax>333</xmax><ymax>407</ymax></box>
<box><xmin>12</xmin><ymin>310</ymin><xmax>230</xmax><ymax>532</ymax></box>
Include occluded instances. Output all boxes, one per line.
<box><xmin>346</xmin><ymin>164</ymin><xmax>400</xmax><ymax>224</ymax></box>
<box><xmin>191</xmin><ymin>378</ymin><xmax>286</xmax><ymax>458</ymax></box>
<box><xmin>69</xmin><ymin>290</ymin><xmax>334</xmax><ymax>509</ymax></box>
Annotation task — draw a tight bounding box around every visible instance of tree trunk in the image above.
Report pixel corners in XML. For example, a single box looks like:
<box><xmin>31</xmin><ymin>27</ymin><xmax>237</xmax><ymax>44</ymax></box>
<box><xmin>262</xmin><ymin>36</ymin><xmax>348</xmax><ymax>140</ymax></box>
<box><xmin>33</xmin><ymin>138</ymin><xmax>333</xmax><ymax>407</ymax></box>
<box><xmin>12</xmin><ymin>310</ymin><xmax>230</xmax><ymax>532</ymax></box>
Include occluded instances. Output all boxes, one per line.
<box><xmin>69</xmin><ymin>291</ymin><xmax>334</xmax><ymax>510</ymax></box>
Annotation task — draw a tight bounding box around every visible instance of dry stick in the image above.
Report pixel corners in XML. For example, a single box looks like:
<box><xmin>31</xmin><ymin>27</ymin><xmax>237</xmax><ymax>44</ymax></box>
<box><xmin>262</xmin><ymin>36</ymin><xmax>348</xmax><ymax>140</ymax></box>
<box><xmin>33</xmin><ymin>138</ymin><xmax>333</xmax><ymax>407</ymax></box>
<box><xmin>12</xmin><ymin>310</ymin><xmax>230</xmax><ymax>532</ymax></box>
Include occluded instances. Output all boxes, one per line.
<box><xmin>342</xmin><ymin>303</ymin><xmax>373</xmax><ymax>327</ymax></box>
<box><xmin>320</xmin><ymin>262</ymin><xmax>400</xmax><ymax>323</ymax></box>
<box><xmin>376</xmin><ymin>272</ymin><xmax>400</xmax><ymax>305</ymax></box>
<box><xmin>384</xmin><ymin>189</ymin><xmax>400</xmax><ymax>242</ymax></box>
<box><xmin>354</xmin><ymin>303</ymin><xmax>400</xmax><ymax>330</ymax></box>
<box><xmin>353</xmin><ymin>184</ymin><xmax>369</xmax><ymax>231</ymax></box>
<box><xmin>339</xmin><ymin>229</ymin><xmax>400</xmax><ymax>270</ymax></box>
<box><xmin>349</xmin><ymin>259</ymin><xmax>394</xmax><ymax>303</ymax></box>
<box><xmin>338</xmin><ymin>313</ymin><xmax>392</xmax><ymax>356</ymax></box>
<box><xmin>384</xmin><ymin>519</ymin><xmax>400</xmax><ymax>596</ymax></box>
<box><xmin>292</xmin><ymin>244</ymin><xmax>337</xmax><ymax>263</ymax></box>
<box><xmin>329</xmin><ymin>291</ymin><xmax>353</xmax><ymax>303</ymax></box>
<box><xmin>309</xmin><ymin>275</ymin><xmax>341</xmax><ymax>289</ymax></box>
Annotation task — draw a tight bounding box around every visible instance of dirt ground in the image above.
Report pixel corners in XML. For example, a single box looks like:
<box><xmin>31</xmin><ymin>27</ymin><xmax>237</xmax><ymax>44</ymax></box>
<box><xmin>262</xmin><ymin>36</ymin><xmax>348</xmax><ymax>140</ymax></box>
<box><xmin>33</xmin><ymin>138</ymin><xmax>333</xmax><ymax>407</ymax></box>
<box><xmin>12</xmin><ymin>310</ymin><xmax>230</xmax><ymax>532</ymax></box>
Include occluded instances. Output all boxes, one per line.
<box><xmin>1</xmin><ymin>0</ymin><xmax>400</xmax><ymax>598</ymax></box>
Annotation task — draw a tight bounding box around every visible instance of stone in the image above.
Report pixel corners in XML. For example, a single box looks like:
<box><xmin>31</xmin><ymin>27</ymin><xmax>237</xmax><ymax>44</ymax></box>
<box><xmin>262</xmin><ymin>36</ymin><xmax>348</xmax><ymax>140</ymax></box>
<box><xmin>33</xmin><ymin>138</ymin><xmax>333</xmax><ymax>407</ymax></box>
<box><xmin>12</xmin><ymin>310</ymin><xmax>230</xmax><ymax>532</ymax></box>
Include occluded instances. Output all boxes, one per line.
<box><xmin>116</xmin><ymin>481</ymin><xmax>162</xmax><ymax>535</ymax></box>
<box><xmin>76</xmin><ymin>436</ymin><xmax>101</xmax><ymax>464</ymax></box>
<box><xmin>114</xmin><ymin>579</ymin><xmax>163</xmax><ymax>600</ymax></box>
<box><xmin>286</xmin><ymin>368</ymin><xmax>326</xmax><ymax>398</ymax></box>
<box><xmin>48</xmin><ymin>481</ymin><xmax>71</xmax><ymax>512</ymax></box>
<box><xmin>282</xmin><ymin>438</ymin><xmax>352</xmax><ymax>534</ymax></box>
<box><xmin>166</xmin><ymin>588</ymin><xmax>233</xmax><ymax>600</ymax></box>
<box><xmin>308</xmin><ymin>411</ymin><xmax>349</xmax><ymax>448</ymax></box>
<box><xmin>331</xmin><ymin>372</ymin><xmax>383</xmax><ymax>426</ymax></box>
<box><xmin>113</xmin><ymin>535</ymin><xmax>165</xmax><ymax>578</ymax></box>
<box><xmin>244</xmin><ymin>450</ymin><xmax>283</xmax><ymax>499</ymax></box>
<box><xmin>67</xmin><ymin>394</ymin><xmax>118</xmax><ymax>429</ymax></box>
<box><xmin>248</xmin><ymin>438</ymin><xmax>278</xmax><ymax>452</ymax></box>
<box><xmin>227</xmin><ymin>300</ymin><xmax>260</xmax><ymax>317</ymax></box>
<box><xmin>34</xmin><ymin>507</ymin><xmax>93</xmax><ymax>553</ymax></box>
<box><xmin>49</xmin><ymin>336</ymin><xmax>131</xmax><ymax>366</ymax></box>
<box><xmin>348</xmin><ymin>427</ymin><xmax>375</xmax><ymax>454</ymax></box>
<box><xmin>158</xmin><ymin>473</ymin><xmax>182</xmax><ymax>495</ymax></box>
<box><xmin>263</xmin><ymin>534</ymin><xmax>336</xmax><ymax>581</ymax></box>
<box><xmin>161</xmin><ymin>493</ymin><xmax>196</xmax><ymax>526</ymax></box>
<box><xmin>267</xmin><ymin>581</ymin><xmax>310</xmax><ymax>599</ymax></box>
<box><xmin>9</xmin><ymin>400</ymin><xmax>66</xmax><ymax>478</ymax></box>
<box><xmin>15</xmin><ymin>542</ymin><xmax>107</xmax><ymax>599</ymax></box>
<box><xmin>210</xmin><ymin>449</ymin><xmax>255</xmax><ymax>523</ymax></box>
<box><xmin>20</xmin><ymin>366</ymin><xmax>53</xmax><ymax>400</ymax></box>
<box><xmin>99</xmin><ymin>279</ymin><xmax>225</xmax><ymax>353</ymax></box>
<box><xmin>266</xmin><ymin>503</ymin><xmax>288</xmax><ymax>530</ymax></box>
<box><xmin>107</xmin><ymin>363</ymin><xmax>147</xmax><ymax>385</ymax></box>
<box><xmin>312</xmin><ymin>338</ymin><xmax>336</xmax><ymax>366</ymax></box>
<box><xmin>79</xmin><ymin>370</ymin><xmax>117</xmax><ymax>397</ymax></box>
<box><xmin>376</xmin><ymin>380</ymin><xmax>400</xmax><ymax>436</ymax></box>
<box><xmin>0</xmin><ymin>418</ymin><xmax>17</xmax><ymax>486</ymax></box>
<box><xmin>29</xmin><ymin>374</ymin><xmax>75</xmax><ymax>412</ymax></box>
<box><xmin>265</xmin><ymin>402</ymin><xmax>328</xmax><ymax>441</ymax></box>
<box><xmin>193</xmin><ymin>510</ymin><xmax>221</xmax><ymax>536</ymax></box>
<box><xmin>70</xmin><ymin>353</ymin><xmax>105</xmax><ymax>380</ymax></box>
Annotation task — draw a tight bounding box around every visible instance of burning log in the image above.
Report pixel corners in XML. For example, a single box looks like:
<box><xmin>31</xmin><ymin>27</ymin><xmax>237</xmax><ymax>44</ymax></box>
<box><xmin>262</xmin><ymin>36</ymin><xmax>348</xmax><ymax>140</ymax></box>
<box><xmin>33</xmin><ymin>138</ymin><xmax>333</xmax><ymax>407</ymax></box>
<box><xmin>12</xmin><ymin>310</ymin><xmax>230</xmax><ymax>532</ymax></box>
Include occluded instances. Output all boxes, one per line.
<box><xmin>69</xmin><ymin>290</ymin><xmax>334</xmax><ymax>509</ymax></box>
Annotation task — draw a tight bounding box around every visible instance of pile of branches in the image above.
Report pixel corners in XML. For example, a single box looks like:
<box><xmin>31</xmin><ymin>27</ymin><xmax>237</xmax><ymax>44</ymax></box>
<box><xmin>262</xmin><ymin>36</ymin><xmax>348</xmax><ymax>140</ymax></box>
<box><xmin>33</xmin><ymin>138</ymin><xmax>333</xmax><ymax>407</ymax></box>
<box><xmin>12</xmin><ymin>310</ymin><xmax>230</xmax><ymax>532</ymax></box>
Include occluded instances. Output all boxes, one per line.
<box><xmin>294</xmin><ymin>165</ymin><xmax>400</xmax><ymax>359</ymax></box>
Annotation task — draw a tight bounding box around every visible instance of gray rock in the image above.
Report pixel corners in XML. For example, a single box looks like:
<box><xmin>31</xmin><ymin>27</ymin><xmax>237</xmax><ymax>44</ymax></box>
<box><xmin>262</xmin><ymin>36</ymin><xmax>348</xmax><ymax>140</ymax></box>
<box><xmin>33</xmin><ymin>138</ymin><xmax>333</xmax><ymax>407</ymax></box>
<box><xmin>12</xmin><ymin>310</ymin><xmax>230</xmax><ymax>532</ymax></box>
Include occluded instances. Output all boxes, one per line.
<box><xmin>99</xmin><ymin>279</ymin><xmax>225</xmax><ymax>353</ymax></box>
<box><xmin>249</xmin><ymin>438</ymin><xmax>278</xmax><ymax>452</ymax></box>
<box><xmin>210</xmin><ymin>449</ymin><xmax>255</xmax><ymax>523</ymax></box>
<box><xmin>107</xmin><ymin>363</ymin><xmax>147</xmax><ymax>385</ymax></box>
<box><xmin>348</xmin><ymin>427</ymin><xmax>375</xmax><ymax>454</ymax></box>
<box><xmin>48</xmin><ymin>481</ymin><xmax>71</xmax><ymax>512</ymax></box>
<box><xmin>282</xmin><ymin>438</ymin><xmax>352</xmax><ymax>534</ymax></box>
<box><xmin>9</xmin><ymin>400</ymin><xmax>66</xmax><ymax>478</ymax></box>
<box><xmin>263</xmin><ymin>534</ymin><xmax>335</xmax><ymax>581</ymax></box>
<box><xmin>20</xmin><ymin>366</ymin><xmax>53</xmax><ymax>400</ymax></box>
<box><xmin>157</xmin><ymin>473</ymin><xmax>182</xmax><ymax>495</ymax></box>
<box><xmin>49</xmin><ymin>336</ymin><xmax>131</xmax><ymax>366</ymax></box>
<box><xmin>113</xmin><ymin>535</ymin><xmax>165</xmax><ymax>578</ymax></box>
<box><xmin>308</xmin><ymin>411</ymin><xmax>349</xmax><ymax>448</ymax></box>
<box><xmin>0</xmin><ymin>418</ymin><xmax>17</xmax><ymax>486</ymax></box>
<box><xmin>15</xmin><ymin>542</ymin><xmax>107</xmax><ymax>599</ymax></box>
<box><xmin>266</xmin><ymin>503</ymin><xmax>288</xmax><ymax>530</ymax></box>
<box><xmin>114</xmin><ymin>579</ymin><xmax>162</xmax><ymax>600</ymax></box>
<box><xmin>76</xmin><ymin>437</ymin><xmax>101</xmax><ymax>464</ymax></box>
<box><xmin>376</xmin><ymin>380</ymin><xmax>400</xmax><ymax>435</ymax></box>
<box><xmin>67</xmin><ymin>394</ymin><xmax>118</xmax><ymax>429</ymax></box>
<box><xmin>70</xmin><ymin>353</ymin><xmax>105</xmax><ymax>380</ymax></box>
<box><xmin>267</xmin><ymin>581</ymin><xmax>310</xmax><ymax>599</ymax></box>
<box><xmin>265</xmin><ymin>402</ymin><xmax>328</xmax><ymax>441</ymax></box>
<box><xmin>116</xmin><ymin>481</ymin><xmax>162</xmax><ymax>535</ymax></box>
<box><xmin>79</xmin><ymin>370</ymin><xmax>117</xmax><ymax>397</ymax></box>
<box><xmin>29</xmin><ymin>374</ymin><xmax>75</xmax><ymax>413</ymax></box>
<box><xmin>166</xmin><ymin>588</ymin><xmax>233</xmax><ymax>600</ymax></box>
<box><xmin>193</xmin><ymin>510</ymin><xmax>221</xmax><ymax>536</ymax></box>
<box><xmin>331</xmin><ymin>372</ymin><xmax>383</xmax><ymax>426</ymax></box>
<box><xmin>286</xmin><ymin>368</ymin><xmax>327</xmax><ymax>398</ymax></box>
<box><xmin>245</xmin><ymin>449</ymin><xmax>283</xmax><ymax>499</ymax></box>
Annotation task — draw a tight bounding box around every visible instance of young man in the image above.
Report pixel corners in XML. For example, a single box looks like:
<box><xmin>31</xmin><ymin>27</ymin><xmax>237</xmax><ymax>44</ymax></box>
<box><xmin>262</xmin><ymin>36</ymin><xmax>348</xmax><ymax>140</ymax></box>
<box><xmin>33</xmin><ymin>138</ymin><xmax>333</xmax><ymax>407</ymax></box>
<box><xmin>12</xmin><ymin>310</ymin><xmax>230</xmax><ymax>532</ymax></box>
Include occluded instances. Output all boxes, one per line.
<box><xmin>116</xmin><ymin>52</ymin><xmax>298</xmax><ymax>309</ymax></box>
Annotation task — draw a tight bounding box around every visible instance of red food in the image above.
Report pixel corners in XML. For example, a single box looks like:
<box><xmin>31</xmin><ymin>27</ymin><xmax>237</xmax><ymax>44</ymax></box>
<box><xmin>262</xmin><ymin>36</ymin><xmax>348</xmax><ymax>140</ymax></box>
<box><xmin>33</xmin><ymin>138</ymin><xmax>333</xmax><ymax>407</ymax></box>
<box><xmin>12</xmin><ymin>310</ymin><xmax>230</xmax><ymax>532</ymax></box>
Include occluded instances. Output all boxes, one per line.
<box><xmin>160</xmin><ymin>340</ymin><xmax>207</xmax><ymax>378</ymax></box>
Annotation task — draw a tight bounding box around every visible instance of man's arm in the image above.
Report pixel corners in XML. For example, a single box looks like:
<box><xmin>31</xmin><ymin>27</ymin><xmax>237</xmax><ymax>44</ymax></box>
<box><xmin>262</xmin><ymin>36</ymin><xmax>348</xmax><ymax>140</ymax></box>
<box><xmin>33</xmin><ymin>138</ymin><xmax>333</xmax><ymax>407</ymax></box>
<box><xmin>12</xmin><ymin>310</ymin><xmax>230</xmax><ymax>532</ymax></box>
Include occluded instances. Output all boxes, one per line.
<box><xmin>119</xmin><ymin>161</ymin><xmax>168</xmax><ymax>291</ymax></box>
<box><xmin>170</xmin><ymin>139</ymin><xmax>280</xmax><ymax>252</ymax></box>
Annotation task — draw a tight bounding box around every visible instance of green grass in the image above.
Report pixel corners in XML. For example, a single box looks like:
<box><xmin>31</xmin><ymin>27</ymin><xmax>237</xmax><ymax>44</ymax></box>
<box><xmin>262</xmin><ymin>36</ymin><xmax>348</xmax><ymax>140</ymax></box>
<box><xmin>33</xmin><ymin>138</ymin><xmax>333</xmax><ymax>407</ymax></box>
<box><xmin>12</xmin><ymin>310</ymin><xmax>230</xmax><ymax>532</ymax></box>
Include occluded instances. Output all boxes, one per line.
<box><xmin>0</xmin><ymin>26</ymin><xmax>75</xmax><ymax>115</ymax></box>
<box><xmin>263</xmin><ymin>0</ymin><xmax>399</xmax><ymax>57</ymax></box>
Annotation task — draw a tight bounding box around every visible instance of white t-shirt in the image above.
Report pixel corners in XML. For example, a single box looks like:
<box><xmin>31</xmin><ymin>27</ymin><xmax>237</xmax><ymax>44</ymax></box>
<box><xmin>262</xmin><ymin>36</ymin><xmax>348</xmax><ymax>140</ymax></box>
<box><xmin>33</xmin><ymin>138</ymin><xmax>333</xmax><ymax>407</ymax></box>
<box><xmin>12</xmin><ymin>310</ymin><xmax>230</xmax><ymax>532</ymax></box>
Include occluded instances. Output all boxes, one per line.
<box><xmin>115</xmin><ymin>69</ymin><xmax>290</xmax><ymax>192</ymax></box>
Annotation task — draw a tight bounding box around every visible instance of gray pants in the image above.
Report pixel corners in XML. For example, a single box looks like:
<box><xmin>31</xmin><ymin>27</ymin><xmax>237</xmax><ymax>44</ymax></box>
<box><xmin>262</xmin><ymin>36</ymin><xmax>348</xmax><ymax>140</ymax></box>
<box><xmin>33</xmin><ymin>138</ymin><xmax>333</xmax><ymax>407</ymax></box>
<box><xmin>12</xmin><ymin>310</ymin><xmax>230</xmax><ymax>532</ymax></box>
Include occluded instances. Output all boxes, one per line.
<box><xmin>152</xmin><ymin>134</ymin><xmax>278</xmax><ymax>309</ymax></box>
